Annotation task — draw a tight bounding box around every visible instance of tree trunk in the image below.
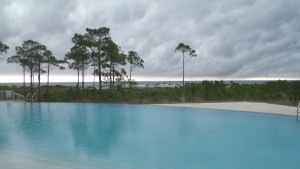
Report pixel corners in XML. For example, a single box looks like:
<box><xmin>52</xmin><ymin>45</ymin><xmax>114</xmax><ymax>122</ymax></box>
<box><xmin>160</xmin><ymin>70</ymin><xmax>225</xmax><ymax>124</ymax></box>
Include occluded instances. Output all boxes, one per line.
<box><xmin>77</xmin><ymin>69</ymin><xmax>80</xmax><ymax>97</ymax></box>
<box><xmin>98</xmin><ymin>52</ymin><xmax>102</xmax><ymax>101</ymax></box>
<box><xmin>129</xmin><ymin>66</ymin><xmax>132</xmax><ymax>89</ymax></box>
<box><xmin>109</xmin><ymin>60</ymin><xmax>112</xmax><ymax>90</ymax></box>
<box><xmin>23</xmin><ymin>66</ymin><xmax>25</xmax><ymax>95</ymax></box>
<box><xmin>99</xmin><ymin>64</ymin><xmax>102</xmax><ymax>100</ymax></box>
<box><xmin>82</xmin><ymin>69</ymin><xmax>84</xmax><ymax>95</ymax></box>
<box><xmin>38</xmin><ymin>63</ymin><xmax>41</xmax><ymax>102</ymax></box>
<box><xmin>112</xmin><ymin>63</ymin><xmax>115</xmax><ymax>89</ymax></box>
<box><xmin>182</xmin><ymin>52</ymin><xmax>185</xmax><ymax>86</ymax></box>
<box><xmin>128</xmin><ymin>65</ymin><xmax>133</xmax><ymax>102</ymax></box>
<box><xmin>46</xmin><ymin>64</ymin><xmax>50</xmax><ymax>99</ymax></box>
<box><xmin>30</xmin><ymin>62</ymin><xmax>33</xmax><ymax>102</ymax></box>
<box><xmin>93</xmin><ymin>65</ymin><xmax>95</xmax><ymax>88</ymax></box>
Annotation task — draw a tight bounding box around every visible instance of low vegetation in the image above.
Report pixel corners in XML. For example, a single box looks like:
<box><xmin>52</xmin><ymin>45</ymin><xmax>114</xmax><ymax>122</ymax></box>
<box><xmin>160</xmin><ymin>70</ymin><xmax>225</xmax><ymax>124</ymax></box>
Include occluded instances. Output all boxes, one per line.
<box><xmin>1</xmin><ymin>80</ymin><xmax>299</xmax><ymax>106</ymax></box>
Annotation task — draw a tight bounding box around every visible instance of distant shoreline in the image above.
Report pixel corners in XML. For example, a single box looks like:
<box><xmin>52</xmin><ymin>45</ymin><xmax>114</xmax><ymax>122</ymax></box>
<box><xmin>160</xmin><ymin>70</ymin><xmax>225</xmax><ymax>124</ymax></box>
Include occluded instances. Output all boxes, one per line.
<box><xmin>0</xmin><ymin>80</ymin><xmax>298</xmax><ymax>87</ymax></box>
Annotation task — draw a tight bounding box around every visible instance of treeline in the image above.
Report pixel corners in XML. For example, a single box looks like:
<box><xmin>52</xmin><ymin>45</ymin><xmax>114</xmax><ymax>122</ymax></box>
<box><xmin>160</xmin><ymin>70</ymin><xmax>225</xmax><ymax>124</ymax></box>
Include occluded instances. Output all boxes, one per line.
<box><xmin>65</xmin><ymin>27</ymin><xmax>144</xmax><ymax>99</ymax></box>
<box><xmin>1</xmin><ymin>80</ymin><xmax>298</xmax><ymax>106</ymax></box>
<box><xmin>1</xmin><ymin>27</ymin><xmax>144</xmax><ymax>101</ymax></box>
<box><xmin>6</xmin><ymin>40</ymin><xmax>65</xmax><ymax>101</ymax></box>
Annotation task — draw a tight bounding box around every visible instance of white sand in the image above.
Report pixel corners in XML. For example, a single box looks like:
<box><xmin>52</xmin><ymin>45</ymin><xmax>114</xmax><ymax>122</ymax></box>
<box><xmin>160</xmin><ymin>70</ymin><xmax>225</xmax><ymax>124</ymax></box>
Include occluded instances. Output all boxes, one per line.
<box><xmin>153</xmin><ymin>102</ymin><xmax>298</xmax><ymax>116</ymax></box>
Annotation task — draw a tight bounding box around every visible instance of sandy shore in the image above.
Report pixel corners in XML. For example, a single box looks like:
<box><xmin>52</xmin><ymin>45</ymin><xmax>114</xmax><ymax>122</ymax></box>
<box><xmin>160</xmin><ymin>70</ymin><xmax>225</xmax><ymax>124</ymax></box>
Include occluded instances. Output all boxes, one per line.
<box><xmin>153</xmin><ymin>102</ymin><xmax>298</xmax><ymax>116</ymax></box>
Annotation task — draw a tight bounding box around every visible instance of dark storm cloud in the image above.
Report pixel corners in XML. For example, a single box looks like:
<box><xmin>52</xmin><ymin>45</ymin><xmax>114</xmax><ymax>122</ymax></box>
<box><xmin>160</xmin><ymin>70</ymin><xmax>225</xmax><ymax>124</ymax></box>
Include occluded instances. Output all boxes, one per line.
<box><xmin>0</xmin><ymin>0</ymin><xmax>299</xmax><ymax>80</ymax></box>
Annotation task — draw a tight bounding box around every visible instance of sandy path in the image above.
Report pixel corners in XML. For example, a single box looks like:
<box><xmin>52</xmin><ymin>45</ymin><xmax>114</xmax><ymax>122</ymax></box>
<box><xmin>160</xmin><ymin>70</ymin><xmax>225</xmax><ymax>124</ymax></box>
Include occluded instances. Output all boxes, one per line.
<box><xmin>152</xmin><ymin>102</ymin><xmax>298</xmax><ymax>116</ymax></box>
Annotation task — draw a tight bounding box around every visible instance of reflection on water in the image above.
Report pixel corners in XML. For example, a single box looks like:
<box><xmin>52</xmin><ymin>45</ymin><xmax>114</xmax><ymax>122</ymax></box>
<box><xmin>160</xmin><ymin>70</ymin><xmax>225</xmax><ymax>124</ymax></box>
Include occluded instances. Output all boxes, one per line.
<box><xmin>0</xmin><ymin>103</ymin><xmax>144</xmax><ymax>168</ymax></box>
<box><xmin>70</xmin><ymin>104</ymin><xmax>125</xmax><ymax>157</ymax></box>
<box><xmin>0</xmin><ymin>103</ymin><xmax>300</xmax><ymax>169</ymax></box>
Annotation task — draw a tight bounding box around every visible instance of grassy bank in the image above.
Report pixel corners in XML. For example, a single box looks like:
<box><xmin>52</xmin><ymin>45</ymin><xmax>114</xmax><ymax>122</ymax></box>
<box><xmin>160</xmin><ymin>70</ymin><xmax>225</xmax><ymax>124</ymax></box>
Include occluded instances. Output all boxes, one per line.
<box><xmin>1</xmin><ymin>80</ymin><xmax>299</xmax><ymax>106</ymax></box>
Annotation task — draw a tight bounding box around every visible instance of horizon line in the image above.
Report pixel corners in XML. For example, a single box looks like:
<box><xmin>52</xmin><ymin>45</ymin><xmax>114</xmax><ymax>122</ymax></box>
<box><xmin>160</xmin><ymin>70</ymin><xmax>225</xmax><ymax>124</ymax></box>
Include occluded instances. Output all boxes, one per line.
<box><xmin>0</xmin><ymin>76</ymin><xmax>299</xmax><ymax>83</ymax></box>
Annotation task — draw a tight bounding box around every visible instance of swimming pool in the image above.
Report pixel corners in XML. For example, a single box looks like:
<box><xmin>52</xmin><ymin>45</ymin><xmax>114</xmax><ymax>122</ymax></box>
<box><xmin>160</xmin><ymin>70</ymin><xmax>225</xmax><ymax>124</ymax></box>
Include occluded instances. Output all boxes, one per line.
<box><xmin>0</xmin><ymin>102</ymin><xmax>299</xmax><ymax>169</ymax></box>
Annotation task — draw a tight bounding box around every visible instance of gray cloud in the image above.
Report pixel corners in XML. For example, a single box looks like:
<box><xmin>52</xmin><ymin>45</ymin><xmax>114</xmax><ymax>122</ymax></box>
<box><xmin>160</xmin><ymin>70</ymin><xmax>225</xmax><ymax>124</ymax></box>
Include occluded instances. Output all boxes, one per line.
<box><xmin>0</xmin><ymin>0</ymin><xmax>299</xmax><ymax>82</ymax></box>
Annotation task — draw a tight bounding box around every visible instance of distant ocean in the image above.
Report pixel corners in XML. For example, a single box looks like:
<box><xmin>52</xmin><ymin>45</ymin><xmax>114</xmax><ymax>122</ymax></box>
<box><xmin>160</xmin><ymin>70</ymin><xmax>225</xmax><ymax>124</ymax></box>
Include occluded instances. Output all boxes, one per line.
<box><xmin>0</xmin><ymin>80</ymin><xmax>297</xmax><ymax>87</ymax></box>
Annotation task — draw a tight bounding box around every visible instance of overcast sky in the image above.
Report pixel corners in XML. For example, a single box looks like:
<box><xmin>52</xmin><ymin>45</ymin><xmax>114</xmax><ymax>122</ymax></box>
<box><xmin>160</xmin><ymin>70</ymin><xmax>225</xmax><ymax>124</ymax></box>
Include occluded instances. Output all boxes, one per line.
<box><xmin>0</xmin><ymin>0</ymin><xmax>299</xmax><ymax>82</ymax></box>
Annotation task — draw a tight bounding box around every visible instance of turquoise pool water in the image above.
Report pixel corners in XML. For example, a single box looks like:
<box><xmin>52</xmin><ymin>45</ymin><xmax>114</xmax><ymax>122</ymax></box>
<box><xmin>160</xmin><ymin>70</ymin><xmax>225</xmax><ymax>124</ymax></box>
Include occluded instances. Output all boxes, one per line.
<box><xmin>0</xmin><ymin>102</ymin><xmax>299</xmax><ymax>169</ymax></box>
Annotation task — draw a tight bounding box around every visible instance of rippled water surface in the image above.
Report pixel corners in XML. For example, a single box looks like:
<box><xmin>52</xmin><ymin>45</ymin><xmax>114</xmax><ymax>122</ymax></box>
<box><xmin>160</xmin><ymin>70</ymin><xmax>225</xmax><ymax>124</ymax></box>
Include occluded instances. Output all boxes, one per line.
<box><xmin>0</xmin><ymin>103</ymin><xmax>299</xmax><ymax>169</ymax></box>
